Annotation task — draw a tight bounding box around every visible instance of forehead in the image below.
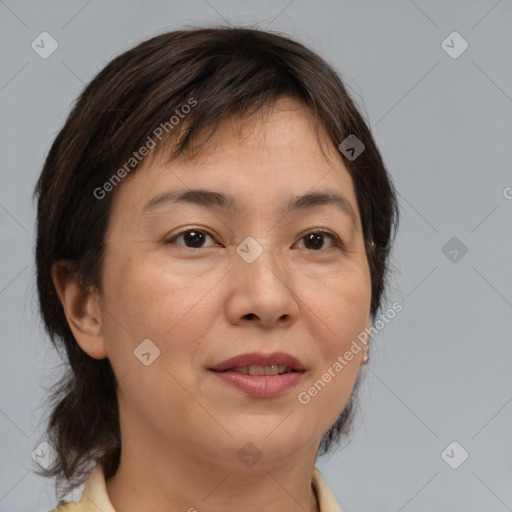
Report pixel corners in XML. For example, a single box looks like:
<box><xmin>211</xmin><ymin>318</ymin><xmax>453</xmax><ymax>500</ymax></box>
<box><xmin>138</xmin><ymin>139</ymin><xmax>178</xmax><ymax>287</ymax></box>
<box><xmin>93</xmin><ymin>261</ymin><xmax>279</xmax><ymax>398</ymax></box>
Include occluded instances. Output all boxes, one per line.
<box><xmin>106</xmin><ymin>99</ymin><xmax>360</xmax><ymax>233</ymax></box>
<box><xmin>189</xmin><ymin>98</ymin><xmax>332</xmax><ymax>162</ymax></box>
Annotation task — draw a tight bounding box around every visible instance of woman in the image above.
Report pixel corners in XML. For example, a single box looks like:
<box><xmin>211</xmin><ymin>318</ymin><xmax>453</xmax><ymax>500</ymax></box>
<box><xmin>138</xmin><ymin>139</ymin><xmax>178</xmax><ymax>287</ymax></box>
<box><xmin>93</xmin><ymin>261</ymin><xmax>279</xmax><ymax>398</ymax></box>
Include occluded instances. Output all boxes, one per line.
<box><xmin>33</xmin><ymin>26</ymin><xmax>399</xmax><ymax>512</ymax></box>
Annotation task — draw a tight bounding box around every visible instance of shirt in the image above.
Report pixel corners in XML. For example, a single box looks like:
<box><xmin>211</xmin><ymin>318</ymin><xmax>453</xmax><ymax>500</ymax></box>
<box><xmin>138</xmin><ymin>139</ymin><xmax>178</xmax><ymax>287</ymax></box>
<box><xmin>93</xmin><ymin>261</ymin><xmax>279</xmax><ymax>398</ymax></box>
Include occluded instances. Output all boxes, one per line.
<box><xmin>50</xmin><ymin>463</ymin><xmax>343</xmax><ymax>512</ymax></box>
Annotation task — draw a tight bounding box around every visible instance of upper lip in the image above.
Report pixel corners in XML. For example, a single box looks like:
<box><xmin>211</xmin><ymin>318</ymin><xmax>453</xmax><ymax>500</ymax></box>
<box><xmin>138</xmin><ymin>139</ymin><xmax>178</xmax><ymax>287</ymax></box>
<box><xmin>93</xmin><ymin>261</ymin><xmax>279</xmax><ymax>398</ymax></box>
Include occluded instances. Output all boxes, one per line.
<box><xmin>209</xmin><ymin>351</ymin><xmax>306</xmax><ymax>372</ymax></box>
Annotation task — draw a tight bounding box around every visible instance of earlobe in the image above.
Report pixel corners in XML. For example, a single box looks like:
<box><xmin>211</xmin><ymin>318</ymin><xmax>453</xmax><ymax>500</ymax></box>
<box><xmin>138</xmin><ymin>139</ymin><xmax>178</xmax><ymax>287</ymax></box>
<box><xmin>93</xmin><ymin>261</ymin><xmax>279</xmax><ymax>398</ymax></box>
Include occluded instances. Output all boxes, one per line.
<box><xmin>51</xmin><ymin>260</ymin><xmax>108</xmax><ymax>360</ymax></box>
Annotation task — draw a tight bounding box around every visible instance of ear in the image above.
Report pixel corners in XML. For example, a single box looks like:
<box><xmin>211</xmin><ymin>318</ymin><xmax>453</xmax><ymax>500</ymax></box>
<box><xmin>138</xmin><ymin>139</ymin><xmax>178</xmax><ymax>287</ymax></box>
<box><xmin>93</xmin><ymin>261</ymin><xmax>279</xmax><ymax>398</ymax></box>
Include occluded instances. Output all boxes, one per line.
<box><xmin>51</xmin><ymin>260</ymin><xmax>108</xmax><ymax>360</ymax></box>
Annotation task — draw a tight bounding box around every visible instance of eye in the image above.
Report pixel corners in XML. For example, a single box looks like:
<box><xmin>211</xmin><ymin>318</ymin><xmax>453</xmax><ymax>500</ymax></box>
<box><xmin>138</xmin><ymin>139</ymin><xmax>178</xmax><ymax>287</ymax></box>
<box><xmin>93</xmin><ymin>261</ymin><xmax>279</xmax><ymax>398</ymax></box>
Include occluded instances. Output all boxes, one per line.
<box><xmin>165</xmin><ymin>228</ymin><xmax>343</xmax><ymax>252</ymax></box>
<box><xmin>165</xmin><ymin>228</ymin><xmax>218</xmax><ymax>249</ymax></box>
<box><xmin>295</xmin><ymin>230</ymin><xmax>343</xmax><ymax>252</ymax></box>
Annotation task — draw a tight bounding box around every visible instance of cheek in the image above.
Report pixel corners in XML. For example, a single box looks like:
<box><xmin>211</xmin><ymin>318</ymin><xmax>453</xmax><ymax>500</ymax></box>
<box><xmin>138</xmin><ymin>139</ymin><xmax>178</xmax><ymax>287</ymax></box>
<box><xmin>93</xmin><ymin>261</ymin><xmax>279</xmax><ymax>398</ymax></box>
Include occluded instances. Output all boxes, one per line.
<box><xmin>98</xmin><ymin>254</ymin><xmax>219</xmax><ymax>422</ymax></box>
<box><xmin>100</xmin><ymin>251</ymin><xmax>224</xmax><ymax>364</ymax></box>
<box><xmin>298</xmin><ymin>279</ymin><xmax>367</xmax><ymax>426</ymax></box>
<box><xmin>300</xmin><ymin>261</ymin><xmax>372</xmax><ymax>352</ymax></box>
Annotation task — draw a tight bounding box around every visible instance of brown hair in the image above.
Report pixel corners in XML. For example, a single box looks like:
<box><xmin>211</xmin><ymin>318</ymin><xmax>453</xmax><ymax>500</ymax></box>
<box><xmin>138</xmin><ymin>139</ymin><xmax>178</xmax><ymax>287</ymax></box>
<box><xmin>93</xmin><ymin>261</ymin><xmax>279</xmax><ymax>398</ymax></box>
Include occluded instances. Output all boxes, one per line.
<box><xmin>33</xmin><ymin>25</ymin><xmax>399</xmax><ymax>498</ymax></box>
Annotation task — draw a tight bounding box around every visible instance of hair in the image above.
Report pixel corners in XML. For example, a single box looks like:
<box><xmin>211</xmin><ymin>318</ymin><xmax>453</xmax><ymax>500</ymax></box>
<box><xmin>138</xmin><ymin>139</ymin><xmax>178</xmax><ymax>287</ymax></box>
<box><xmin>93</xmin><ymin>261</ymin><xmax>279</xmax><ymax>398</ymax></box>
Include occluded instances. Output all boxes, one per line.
<box><xmin>33</xmin><ymin>25</ymin><xmax>399</xmax><ymax>498</ymax></box>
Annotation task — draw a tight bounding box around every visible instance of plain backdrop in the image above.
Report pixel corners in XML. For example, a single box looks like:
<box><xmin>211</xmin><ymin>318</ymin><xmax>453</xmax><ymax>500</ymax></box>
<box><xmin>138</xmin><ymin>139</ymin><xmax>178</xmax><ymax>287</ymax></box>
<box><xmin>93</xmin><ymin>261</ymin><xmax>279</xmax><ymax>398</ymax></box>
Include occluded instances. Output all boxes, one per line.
<box><xmin>0</xmin><ymin>1</ymin><xmax>511</xmax><ymax>511</ymax></box>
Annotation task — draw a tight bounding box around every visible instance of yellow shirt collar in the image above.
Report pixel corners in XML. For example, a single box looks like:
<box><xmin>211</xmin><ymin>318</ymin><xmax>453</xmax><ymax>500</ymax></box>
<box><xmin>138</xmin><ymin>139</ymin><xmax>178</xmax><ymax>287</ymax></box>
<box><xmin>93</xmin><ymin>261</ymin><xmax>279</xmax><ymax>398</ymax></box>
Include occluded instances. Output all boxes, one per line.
<box><xmin>52</xmin><ymin>463</ymin><xmax>343</xmax><ymax>512</ymax></box>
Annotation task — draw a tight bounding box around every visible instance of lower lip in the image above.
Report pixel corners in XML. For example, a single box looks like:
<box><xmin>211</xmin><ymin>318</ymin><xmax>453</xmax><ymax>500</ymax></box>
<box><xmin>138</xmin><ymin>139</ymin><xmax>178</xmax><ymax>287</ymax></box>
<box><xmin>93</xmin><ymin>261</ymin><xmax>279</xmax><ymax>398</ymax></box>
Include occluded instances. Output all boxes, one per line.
<box><xmin>210</xmin><ymin>370</ymin><xmax>304</xmax><ymax>398</ymax></box>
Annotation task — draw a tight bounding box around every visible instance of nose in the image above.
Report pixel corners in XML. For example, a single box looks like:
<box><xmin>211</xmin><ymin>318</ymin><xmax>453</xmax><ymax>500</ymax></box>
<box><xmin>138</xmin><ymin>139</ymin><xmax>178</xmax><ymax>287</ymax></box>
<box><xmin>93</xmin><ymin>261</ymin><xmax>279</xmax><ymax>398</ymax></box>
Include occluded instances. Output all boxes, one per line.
<box><xmin>224</xmin><ymin>241</ymin><xmax>300</xmax><ymax>329</ymax></box>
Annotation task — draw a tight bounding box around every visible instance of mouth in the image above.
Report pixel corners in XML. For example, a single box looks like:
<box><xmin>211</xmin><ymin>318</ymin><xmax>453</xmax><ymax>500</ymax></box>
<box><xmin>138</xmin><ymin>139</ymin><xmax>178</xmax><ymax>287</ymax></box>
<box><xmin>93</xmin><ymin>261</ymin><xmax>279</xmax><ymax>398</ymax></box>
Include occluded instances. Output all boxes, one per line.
<box><xmin>211</xmin><ymin>365</ymin><xmax>304</xmax><ymax>376</ymax></box>
<box><xmin>209</xmin><ymin>351</ymin><xmax>306</xmax><ymax>373</ymax></box>
<box><xmin>208</xmin><ymin>352</ymin><xmax>306</xmax><ymax>398</ymax></box>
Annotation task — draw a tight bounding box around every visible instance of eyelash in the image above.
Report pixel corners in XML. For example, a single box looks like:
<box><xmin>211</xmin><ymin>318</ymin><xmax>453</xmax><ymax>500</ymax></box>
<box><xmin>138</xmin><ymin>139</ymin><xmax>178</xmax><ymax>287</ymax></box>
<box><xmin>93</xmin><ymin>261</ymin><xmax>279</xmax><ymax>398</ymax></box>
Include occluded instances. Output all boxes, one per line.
<box><xmin>164</xmin><ymin>228</ymin><xmax>344</xmax><ymax>252</ymax></box>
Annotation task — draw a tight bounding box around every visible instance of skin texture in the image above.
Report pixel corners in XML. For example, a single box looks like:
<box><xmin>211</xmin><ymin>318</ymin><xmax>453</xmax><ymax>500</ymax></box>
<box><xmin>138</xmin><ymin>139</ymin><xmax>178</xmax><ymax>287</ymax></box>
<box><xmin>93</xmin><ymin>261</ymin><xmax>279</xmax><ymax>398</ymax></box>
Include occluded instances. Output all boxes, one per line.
<box><xmin>52</xmin><ymin>97</ymin><xmax>372</xmax><ymax>512</ymax></box>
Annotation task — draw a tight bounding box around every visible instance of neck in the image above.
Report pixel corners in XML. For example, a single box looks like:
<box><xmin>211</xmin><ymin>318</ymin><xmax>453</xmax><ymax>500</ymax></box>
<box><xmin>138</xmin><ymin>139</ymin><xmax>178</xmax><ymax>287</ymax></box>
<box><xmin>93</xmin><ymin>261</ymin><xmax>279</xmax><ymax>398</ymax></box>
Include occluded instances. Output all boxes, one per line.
<box><xmin>106</xmin><ymin>423</ymin><xmax>321</xmax><ymax>512</ymax></box>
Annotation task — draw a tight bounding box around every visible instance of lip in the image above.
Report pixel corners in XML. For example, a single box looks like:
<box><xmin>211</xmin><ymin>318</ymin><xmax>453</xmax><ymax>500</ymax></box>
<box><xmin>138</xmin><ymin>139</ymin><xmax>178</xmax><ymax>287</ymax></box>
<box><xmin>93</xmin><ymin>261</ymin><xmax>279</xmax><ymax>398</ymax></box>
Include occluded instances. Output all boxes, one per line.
<box><xmin>209</xmin><ymin>351</ymin><xmax>306</xmax><ymax>398</ymax></box>
<box><xmin>209</xmin><ymin>351</ymin><xmax>306</xmax><ymax>372</ymax></box>
<box><xmin>210</xmin><ymin>371</ymin><xmax>304</xmax><ymax>398</ymax></box>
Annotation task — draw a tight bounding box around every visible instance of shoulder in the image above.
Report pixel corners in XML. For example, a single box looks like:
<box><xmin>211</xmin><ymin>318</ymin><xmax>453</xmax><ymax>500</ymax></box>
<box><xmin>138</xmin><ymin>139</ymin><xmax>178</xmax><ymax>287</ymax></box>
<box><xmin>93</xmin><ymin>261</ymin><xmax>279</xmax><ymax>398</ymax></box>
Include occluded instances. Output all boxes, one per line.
<box><xmin>48</xmin><ymin>494</ymin><xmax>98</xmax><ymax>511</ymax></box>
<box><xmin>48</xmin><ymin>502</ymin><xmax>79</xmax><ymax>511</ymax></box>
<box><xmin>48</xmin><ymin>462</ymin><xmax>115</xmax><ymax>512</ymax></box>
<box><xmin>312</xmin><ymin>466</ymin><xmax>344</xmax><ymax>512</ymax></box>
<box><xmin>47</xmin><ymin>462</ymin><xmax>103</xmax><ymax>511</ymax></box>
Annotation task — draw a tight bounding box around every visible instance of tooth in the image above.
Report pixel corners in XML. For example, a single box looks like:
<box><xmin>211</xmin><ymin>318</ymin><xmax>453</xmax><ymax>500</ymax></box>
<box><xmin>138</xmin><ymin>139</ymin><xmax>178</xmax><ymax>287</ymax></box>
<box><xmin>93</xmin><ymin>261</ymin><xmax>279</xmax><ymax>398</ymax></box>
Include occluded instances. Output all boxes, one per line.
<box><xmin>233</xmin><ymin>366</ymin><xmax>249</xmax><ymax>375</ymax></box>
<box><xmin>249</xmin><ymin>365</ymin><xmax>264</xmax><ymax>376</ymax></box>
<box><xmin>230</xmin><ymin>365</ymin><xmax>292</xmax><ymax>376</ymax></box>
<box><xmin>263</xmin><ymin>365</ymin><xmax>280</xmax><ymax>376</ymax></box>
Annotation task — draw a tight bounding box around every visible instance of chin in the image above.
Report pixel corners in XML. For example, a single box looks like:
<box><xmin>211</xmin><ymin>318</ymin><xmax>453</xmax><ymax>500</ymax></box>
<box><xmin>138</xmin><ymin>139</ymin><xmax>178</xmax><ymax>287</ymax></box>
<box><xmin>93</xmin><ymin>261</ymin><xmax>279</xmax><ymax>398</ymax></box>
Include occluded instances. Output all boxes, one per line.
<box><xmin>238</xmin><ymin>431</ymin><xmax>316</xmax><ymax>462</ymax></box>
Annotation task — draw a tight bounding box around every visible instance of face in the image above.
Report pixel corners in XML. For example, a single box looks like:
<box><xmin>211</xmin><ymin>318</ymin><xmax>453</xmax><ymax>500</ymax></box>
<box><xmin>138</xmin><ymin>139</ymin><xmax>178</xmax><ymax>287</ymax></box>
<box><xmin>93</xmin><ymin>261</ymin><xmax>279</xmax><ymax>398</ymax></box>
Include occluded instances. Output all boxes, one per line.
<box><xmin>94</xmin><ymin>98</ymin><xmax>372</xmax><ymax>468</ymax></box>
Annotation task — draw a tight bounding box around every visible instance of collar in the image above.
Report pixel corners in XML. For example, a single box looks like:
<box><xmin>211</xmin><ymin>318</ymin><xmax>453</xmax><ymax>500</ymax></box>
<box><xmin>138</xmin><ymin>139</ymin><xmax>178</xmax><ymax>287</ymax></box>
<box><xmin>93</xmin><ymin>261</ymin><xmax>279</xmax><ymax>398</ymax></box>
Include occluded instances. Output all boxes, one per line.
<box><xmin>52</xmin><ymin>463</ymin><xmax>343</xmax><ymax>512</ymax></box>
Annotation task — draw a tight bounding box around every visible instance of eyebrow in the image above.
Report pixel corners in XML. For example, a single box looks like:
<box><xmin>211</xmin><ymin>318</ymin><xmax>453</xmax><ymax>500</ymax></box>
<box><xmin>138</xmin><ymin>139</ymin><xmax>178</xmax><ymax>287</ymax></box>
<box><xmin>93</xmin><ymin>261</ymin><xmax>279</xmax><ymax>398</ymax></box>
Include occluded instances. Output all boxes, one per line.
<box><xmin>141</xmin><ymin>188</ymin><xmax>357</xmax><ymax>225</ymax></box>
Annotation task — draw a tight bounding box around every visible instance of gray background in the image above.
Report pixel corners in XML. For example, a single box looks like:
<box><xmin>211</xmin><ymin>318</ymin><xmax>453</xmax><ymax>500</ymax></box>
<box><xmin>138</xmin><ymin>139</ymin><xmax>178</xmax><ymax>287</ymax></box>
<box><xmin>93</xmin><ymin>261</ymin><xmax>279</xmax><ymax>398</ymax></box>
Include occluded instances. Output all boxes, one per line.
<box><xmin>1</xmin><ymin>1</ymin><xmax>511</xmax><ymax>511</ymax></box>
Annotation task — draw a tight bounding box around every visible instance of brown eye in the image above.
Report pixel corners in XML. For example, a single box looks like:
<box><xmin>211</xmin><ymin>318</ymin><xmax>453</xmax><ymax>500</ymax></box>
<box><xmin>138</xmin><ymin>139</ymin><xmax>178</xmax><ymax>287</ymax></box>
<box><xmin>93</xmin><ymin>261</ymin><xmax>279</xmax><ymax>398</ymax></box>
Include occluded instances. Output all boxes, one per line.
<box><xmin>166</xmin><ymin>229</ymin><xmax>217</xmax><ymax>249</ymax></box>
<box><xmin>296</xmin><ymin>230</ymin><xmax>342</xmax><ymax>251</ymax></box>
